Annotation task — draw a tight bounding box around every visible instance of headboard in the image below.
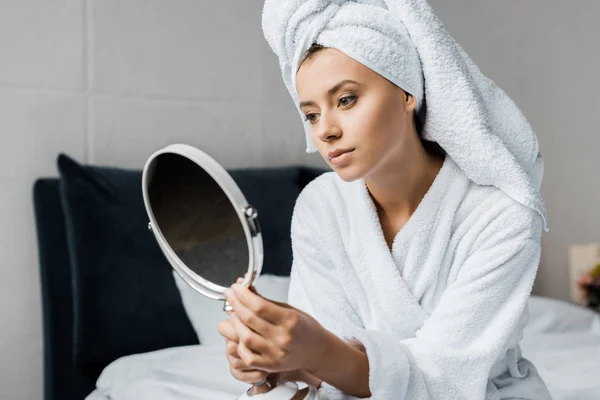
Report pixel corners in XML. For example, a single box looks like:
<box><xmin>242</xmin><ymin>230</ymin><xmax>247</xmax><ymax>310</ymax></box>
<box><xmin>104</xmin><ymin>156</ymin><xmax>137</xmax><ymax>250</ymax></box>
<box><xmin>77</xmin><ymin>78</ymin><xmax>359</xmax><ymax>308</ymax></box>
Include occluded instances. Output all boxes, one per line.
<box><xmin>33</xmin><ymin>155</ymin><xmax>326</xmax><ymax>400</ymax></box>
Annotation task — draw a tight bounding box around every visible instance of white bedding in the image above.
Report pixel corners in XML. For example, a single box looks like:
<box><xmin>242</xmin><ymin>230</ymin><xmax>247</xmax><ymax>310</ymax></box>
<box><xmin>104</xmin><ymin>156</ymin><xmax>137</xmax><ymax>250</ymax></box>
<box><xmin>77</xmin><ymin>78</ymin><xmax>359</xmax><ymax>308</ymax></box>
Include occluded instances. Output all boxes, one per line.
<box><xmin>86</xmin><ymin>295</ymin><xmax>600</xmax><ymax>400</ymax></box>
<box><xmin>86</xmin><ymin>344</ymin><xmax>249</xmax><ymax>400</ymax></box>
<box><xmin>520</xmin><ymin>296</ymin><xmax>600</xmax><ymax>400</ymax></box>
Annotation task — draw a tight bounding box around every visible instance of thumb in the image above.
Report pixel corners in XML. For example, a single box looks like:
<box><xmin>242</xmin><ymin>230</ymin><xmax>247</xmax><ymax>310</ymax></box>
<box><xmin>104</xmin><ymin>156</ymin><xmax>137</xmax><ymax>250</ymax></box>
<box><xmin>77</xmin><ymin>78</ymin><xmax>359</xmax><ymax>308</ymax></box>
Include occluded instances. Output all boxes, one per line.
<box><xmin>236</xmin><ymin>277</ymin><xmax>261</xmax><ymax>297</ymax></box>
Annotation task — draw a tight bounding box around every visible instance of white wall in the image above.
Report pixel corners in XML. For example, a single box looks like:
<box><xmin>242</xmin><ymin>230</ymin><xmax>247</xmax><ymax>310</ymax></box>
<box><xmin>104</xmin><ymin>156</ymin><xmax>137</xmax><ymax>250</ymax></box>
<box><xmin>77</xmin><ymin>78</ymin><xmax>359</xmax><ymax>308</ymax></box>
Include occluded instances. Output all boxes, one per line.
<box><xmin>0</xmin><ymin>1</ymin><xmax>598</xmax><ymax>399</ymax></box>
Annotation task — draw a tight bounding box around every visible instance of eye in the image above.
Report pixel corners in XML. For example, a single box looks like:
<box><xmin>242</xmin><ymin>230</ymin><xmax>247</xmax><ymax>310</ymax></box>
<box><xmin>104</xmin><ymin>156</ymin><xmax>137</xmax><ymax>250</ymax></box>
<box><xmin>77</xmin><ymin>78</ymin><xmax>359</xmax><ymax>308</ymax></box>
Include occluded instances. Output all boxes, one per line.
<box><xmin>339</xmin><ymin>95</ymin><xmax>357</xmax><ymax>107</ymax></box>
<box><xmin>303</xmin><ymin>113</ymin><xmax>319</xmax><ymax>123</ymax></box>
<box><xmin>302</xmin><ymin>95</ymin><xmax>356</xmax><ymax>124</ymax></box>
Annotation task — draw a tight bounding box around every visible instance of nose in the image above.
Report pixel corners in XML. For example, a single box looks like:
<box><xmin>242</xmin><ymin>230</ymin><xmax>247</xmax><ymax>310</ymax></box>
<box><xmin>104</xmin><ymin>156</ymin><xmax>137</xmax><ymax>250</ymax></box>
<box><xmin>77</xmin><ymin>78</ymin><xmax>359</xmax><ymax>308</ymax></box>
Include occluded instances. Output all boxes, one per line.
<box><xmin>315</xmin><ymin>110</ymin><xmax>342</xmax><ymax>144</ymax></box>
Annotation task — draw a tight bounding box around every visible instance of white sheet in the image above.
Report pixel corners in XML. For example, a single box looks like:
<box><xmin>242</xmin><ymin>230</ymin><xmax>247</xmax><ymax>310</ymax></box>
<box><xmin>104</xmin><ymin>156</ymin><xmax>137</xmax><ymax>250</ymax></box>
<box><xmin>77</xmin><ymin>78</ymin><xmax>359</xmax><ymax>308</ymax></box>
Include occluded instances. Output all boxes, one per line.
<box><xmin>520</xmin><ymin>296</ymin><xmax>600</xmax><ymax>400</ymax></box>
<box><xmin>86</xmin><ymin>296</ymin><xmax>600</xmax><ymax>400</ymax></box>
<box><xmin>86</xmin><ymin>344</ymin><xmax>249</xmax><ymax>400</ymax></box>
<box><xmin>520</xmin><ymin>332</ymin><xmax>600</xmax><ymax>400</ymax></box>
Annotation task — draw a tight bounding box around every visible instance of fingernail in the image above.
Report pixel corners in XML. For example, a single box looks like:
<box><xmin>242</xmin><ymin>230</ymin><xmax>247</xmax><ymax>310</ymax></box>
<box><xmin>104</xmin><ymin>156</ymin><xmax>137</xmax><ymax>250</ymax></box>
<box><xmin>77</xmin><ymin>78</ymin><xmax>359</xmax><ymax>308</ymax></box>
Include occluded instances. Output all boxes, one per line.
<box><xmin>224</xmin><ymin>288</ymin><xmax>233</xmax><ymax>297</ymax></box>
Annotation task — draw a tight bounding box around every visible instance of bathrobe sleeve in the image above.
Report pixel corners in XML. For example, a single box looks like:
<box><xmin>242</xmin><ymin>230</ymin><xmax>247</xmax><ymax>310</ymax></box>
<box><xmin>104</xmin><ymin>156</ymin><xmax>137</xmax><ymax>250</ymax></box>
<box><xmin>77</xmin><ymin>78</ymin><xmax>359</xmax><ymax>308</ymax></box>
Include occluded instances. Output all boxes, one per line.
<box><xmin>287</xmin><ymin>192</ymin><xmax>371</xmax><ymax>400</ymax></box>
<box><xmin>287</xmin><ymin>191</ymin><xmax>544</xmax><ymax>400</ymax></box>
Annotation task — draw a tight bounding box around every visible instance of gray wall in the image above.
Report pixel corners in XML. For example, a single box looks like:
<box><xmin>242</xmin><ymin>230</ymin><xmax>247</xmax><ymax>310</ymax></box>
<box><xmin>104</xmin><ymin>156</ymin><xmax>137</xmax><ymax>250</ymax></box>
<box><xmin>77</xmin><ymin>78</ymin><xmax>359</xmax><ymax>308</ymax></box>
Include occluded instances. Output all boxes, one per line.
<box><xmin>0</xmin><ymin>1</ymin><xmax>597</xmax><ymax>399</ymax></box>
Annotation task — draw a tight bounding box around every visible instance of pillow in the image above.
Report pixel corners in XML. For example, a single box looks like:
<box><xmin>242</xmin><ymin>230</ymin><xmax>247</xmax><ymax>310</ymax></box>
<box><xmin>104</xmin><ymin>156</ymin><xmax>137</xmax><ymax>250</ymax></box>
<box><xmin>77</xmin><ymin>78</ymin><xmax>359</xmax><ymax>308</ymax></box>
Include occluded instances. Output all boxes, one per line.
<box><xmin>57</xmin><ymin>154</ymin><xmax>198</xmax><ymax>366</ymax></box>
<box><xmin>525</xmin><ymin>295</ymin><xmax>600</xmax><ymax>334</ymax></box>
<box><xmin>173</xmin><ymin>270</ymin><xmax>291</xmax><ymax>345</ymax></box>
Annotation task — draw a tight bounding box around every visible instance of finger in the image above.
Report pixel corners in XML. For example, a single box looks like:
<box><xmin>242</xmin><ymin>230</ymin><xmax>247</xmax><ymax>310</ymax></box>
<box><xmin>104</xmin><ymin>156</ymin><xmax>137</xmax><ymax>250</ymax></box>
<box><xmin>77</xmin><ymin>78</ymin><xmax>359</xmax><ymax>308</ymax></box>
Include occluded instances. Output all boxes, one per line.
<box><xmin>226</xmin><ymin>350</ymin><xmax>257</xmax><ymax>372</ymax></box>
<box><xmin>236</xmin><ymin>276</ymin><xmax>260</xmax><ymax>295</ymax></box>
<box><xmin>228</xmin><ymin>364</ymin><xmax>269</xmax><ymax>385</ymax></box>
<box><xmin>226</xmin><ymin>288</ymin><xmax>277</xmax><ymax>335</ymax></box>
<box><xmin>229</xmin><ymin>284</ymin><xmax>285</xmax><ymax>325</ymax></box>
<box><xmin>226</xmin><ymin>339</ymin><xmax>239</xmax><ymax>356</ymax></box>
<box><xmin>218</xmin><ymin>319</ymin><xmax>238</xmax><ymax>341</ymax></box>
<box><xmin>237</xmin><ymin>340</ymin><xmax>275</xmax><ymax>371</ymax></box>
<box><xmin>229</xmin><ymin>312</ymin><xmax>273</xmax><ymax>356</ymax></box>
<box><xmin>217</xmin><ymin>319</ymin><xmax>239</xmax><ymax>342</ymax></box>
<box><xmin>226</xmin><ymin>350</ymin><xmax>244</xmax><ymax>369</ymax></box>
<box><xmin>227</xmin><ymin>345</ymin><xmax>272</xmax><ymax>376</ymax></box>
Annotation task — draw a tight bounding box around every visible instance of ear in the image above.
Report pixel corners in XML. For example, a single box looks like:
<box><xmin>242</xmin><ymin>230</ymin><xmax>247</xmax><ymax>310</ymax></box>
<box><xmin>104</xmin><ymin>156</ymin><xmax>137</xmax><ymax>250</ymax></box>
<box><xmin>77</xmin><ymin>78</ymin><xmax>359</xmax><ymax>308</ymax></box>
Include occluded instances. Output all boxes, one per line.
<box><xmin>405</xmin><ymin>92</ymin><xmax>417</xmax><ymax>113</ymax></box>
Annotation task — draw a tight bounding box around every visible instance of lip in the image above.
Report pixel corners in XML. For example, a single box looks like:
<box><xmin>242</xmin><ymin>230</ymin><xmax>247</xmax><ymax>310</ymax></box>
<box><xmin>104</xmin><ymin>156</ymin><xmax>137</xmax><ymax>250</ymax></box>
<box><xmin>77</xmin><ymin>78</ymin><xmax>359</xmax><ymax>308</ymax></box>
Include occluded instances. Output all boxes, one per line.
<box><xmin>328</xmin><ymin>149</ymin><xmax>355</xmax><ymax>167</ymax></box>
<box><xmin>328</xmin><ymin>148</ymin><xmax>354</xmax><ymax>160</ymax></box>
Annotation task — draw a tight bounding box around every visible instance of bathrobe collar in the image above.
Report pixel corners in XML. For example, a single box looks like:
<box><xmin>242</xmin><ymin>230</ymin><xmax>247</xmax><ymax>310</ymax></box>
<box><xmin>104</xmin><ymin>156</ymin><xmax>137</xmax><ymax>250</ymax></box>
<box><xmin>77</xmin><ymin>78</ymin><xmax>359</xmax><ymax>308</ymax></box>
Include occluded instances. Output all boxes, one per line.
<box><xmin>349</xmin><ymin>155</ymin><xmax>457</xmax><ymax>337</ymax></box>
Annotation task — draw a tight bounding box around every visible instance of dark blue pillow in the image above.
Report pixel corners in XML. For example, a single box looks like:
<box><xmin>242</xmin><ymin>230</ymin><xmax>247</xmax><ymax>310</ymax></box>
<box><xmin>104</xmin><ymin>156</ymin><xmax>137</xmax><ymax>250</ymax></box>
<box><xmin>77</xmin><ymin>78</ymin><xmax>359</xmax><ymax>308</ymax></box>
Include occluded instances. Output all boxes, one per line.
<box><xmin>58</xmin><ymin>154</ymin><xmax>325</xmax><ymax>365</ymax></box>
<box><xmin>57</xmin><ymin>154</ymin><xmax>198</xmax><ymax>366</ymax></box>
<box><xmin>57</xmin><ymin>153</ymin><xmax>325</xmax><ymax>367</ymax></box>
<box><xmin>228</xmin><ymin>167</ymin><xmax>306</xmax><ymax>277</ymax></box>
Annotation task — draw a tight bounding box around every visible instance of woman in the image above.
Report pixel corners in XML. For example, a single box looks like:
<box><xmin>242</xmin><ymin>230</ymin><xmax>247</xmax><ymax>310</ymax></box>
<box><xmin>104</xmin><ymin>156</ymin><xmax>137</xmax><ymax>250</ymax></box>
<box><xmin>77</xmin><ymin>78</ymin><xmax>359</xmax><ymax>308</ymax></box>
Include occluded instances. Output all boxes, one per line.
<box><xmin>218</xmin><ymin>1</ymin><xmax>552</xmax><ymax>399</ymax></box>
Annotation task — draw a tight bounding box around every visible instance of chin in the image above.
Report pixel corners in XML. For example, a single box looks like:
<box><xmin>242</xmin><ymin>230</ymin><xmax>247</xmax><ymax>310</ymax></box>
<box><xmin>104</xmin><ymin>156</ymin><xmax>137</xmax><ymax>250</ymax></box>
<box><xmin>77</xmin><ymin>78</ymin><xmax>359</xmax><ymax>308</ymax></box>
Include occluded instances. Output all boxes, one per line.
<box><xmin>331</xmin><ymin>163</ymin><xmax>365</xmax><ymax>182</ymax></box>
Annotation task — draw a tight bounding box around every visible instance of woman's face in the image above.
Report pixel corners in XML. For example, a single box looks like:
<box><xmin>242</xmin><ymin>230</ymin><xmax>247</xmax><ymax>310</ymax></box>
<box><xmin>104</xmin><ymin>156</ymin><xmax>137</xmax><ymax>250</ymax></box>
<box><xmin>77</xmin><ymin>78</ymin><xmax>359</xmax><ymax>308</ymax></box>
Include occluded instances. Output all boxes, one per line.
<box><xmin>296</xmin><ymin>48</ymin><xmax>417</xmax><ymax>182</ymax></box>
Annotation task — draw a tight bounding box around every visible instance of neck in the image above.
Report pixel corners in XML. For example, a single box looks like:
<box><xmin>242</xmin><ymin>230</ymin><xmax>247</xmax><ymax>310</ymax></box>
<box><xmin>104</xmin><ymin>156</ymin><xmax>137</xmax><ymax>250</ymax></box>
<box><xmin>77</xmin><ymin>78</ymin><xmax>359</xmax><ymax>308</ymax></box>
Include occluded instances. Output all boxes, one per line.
<box><xmin>363</xmin><ymin>135</ymin><xmax>445</xmax><ymax>220</ymax></box>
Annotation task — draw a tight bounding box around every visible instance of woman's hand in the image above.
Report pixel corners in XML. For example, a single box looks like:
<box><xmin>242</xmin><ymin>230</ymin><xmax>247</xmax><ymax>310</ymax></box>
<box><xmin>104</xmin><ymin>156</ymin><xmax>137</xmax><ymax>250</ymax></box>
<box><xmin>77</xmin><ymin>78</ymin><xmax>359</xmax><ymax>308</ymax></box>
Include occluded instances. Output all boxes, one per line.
<box><xmin>218</xmin><ymin>317</ymin><xmax>280</xmax><ymax>384</ymax></box>
<box><xmin>218</xmin><ymin>279</ymin><xmax>278</xmax><ymax>385</ymax></box>
<box><xmin>222</xmin><ymin>280</ymin><xmax>329</xmax><ymax>375</ymax></box>
<box><xmin>218</xmin><ymin>316</ymin><xmax>322</xmax><ymax>387</ymax></box>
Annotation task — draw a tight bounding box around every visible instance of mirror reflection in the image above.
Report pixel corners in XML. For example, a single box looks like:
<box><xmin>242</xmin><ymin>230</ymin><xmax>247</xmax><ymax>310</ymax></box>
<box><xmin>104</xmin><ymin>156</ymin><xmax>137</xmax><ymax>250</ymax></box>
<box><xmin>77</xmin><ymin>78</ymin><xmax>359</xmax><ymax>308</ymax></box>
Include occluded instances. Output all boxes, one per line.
<box><xmin>147</xmin><ymin>153</ymin><xmax>249</xmax><ymax>288</ymax></box>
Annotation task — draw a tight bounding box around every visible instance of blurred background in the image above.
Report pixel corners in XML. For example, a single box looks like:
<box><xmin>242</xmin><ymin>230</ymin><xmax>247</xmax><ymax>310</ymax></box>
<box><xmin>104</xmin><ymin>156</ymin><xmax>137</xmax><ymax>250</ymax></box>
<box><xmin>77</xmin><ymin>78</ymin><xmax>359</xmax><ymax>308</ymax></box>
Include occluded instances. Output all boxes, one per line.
<box><xmin>1</xmin><ymin>1</ymin><xmax>599</xmax><ymax>399</ymax></box>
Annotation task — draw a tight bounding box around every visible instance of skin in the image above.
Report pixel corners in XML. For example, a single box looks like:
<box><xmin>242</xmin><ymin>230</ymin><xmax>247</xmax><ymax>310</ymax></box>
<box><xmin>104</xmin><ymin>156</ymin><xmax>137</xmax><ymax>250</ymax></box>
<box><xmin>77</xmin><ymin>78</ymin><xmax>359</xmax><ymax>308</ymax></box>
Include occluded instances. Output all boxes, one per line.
<box><xmin>218</xmin><ymin>47</ymin><xmax>445</xmax><ymax>397</ymax></box>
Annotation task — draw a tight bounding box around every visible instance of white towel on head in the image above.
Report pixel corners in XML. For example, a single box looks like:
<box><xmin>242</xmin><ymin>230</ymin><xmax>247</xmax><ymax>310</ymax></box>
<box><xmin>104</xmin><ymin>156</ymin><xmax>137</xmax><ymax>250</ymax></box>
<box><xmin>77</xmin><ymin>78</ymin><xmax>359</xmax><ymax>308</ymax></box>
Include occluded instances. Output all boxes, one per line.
<box><xmin>261</xmin><ymin>0</ymin><xmax>548</xmax><ymax>232</ymax></box>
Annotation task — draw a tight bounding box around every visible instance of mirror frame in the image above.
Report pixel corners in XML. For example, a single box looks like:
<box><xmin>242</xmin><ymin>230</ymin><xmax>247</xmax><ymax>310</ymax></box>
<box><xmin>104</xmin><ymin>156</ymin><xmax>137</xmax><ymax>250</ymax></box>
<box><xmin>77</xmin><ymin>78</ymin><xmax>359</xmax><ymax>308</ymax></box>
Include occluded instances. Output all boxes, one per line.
<box><xmin>141</xmin><ymin>143</ymin><xmax>264</xmax><ymax>301</ymax></box>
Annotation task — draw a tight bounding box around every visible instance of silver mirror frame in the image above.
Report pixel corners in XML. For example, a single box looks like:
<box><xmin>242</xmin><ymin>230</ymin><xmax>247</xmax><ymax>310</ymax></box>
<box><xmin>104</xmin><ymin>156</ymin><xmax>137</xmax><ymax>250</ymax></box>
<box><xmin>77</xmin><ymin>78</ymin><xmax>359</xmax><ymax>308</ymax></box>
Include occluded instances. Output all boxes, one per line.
<box><xmin>141</xmin><ymin>143</ymin><xmax>264</xmax><ymax>301</ymax></box>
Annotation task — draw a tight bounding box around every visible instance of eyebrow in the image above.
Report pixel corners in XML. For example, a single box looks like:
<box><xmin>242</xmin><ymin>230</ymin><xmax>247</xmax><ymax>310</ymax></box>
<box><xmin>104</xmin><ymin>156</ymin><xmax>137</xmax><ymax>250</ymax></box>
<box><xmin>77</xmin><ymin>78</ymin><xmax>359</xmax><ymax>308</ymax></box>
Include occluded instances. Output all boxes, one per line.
<box><xmin>299</xmin><ymin>79</ymin><xmax>362</xmax><ymax>108</ymax></box>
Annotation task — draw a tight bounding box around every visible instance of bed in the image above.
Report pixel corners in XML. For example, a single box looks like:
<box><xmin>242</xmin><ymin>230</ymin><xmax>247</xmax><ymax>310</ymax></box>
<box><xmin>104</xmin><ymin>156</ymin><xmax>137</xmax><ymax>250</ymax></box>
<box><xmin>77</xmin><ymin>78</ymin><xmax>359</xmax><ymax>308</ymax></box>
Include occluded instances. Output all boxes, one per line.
<box><xmin>34</xmin><ymin>154</ymin><xmax>600</xmax><ymax>400</ymax></box>
<box><xmin>83</xmin><ymin>291</ymin><xmax>600</xmax><ymax>400</ymax></box>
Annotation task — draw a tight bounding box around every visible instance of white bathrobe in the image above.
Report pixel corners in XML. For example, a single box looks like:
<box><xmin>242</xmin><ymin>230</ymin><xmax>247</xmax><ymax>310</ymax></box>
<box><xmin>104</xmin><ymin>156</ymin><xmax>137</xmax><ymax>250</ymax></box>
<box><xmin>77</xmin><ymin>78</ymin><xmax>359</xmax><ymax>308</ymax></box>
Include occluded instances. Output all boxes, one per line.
<box><xmin>287</xmin><ymin>155</ymin><xmax>552</xmax><ymax>400</ymax></box>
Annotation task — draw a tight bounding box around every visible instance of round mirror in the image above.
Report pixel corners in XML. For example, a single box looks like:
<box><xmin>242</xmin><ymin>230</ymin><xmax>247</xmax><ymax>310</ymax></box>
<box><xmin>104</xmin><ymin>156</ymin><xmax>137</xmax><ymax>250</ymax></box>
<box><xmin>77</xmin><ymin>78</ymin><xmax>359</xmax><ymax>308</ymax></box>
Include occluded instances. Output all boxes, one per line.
<box><xmin>140</xmin><ymin>144</ymin><xmax>318</xmax><ymax>399</ymax></box>
<box><xmin>141</xmin><ymin>144</ymin><xmax>263</xmax><ymax>302</ymax></box>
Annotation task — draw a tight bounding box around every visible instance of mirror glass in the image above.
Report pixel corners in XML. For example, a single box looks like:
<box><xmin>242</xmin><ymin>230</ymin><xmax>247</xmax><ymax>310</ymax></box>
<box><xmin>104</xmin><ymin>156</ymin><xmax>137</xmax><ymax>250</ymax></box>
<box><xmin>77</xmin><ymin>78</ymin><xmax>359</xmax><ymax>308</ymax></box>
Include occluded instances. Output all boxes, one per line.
<box><xmin>147</xmin><ymin>153</ymin><xmax>249</xmax><ymax>288</ymax></box>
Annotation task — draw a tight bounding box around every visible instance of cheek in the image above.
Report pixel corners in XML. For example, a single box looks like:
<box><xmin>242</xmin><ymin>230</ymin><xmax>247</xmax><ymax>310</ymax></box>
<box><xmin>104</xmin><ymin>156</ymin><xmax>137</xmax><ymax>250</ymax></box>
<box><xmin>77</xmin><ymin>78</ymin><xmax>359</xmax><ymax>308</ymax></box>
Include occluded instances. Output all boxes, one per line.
<box><xmin>347</xmin><ymin>98</ymin><xmax>403</xmax><ymax>145</ymax></box>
